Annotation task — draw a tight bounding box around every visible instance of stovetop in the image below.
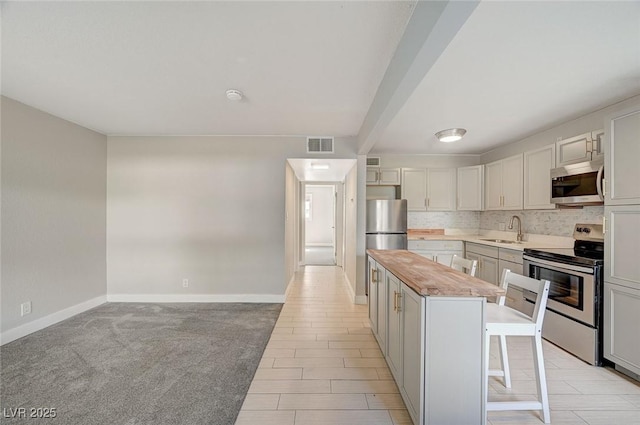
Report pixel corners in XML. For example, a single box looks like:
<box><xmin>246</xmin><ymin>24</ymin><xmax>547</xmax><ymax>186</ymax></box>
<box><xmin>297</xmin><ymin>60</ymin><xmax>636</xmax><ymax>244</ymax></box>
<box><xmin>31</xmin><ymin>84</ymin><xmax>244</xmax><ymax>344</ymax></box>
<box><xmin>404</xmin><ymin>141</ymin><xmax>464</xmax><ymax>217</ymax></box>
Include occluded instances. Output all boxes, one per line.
<box><xmin>524</xmin><ymin>247</ymin><xmax>603</xmax><ymax>268</ymax></box>
<box><xmin>523</xmin><ymin>223</ymin><xmax>604</xmax><ymax>268</ymax></box>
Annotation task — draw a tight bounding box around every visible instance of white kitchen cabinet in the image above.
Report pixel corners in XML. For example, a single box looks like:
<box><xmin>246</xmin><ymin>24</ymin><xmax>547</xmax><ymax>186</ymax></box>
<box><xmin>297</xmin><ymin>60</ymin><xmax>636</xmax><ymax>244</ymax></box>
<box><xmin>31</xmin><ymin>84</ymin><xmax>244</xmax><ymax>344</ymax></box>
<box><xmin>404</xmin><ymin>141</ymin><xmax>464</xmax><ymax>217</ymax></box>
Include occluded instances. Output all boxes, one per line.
<box><xmin>367</xmin><ymin>167</ymin><xmax>401</xmax><ymax>185</ymax></box>
<box><xmin>368</xmin><ymin>257</ymin><xmax>389</xmax><ymax>354</ymax></box>
<box><xmin>604</xmin><ymin>206</ymin><xmax>640</xmax><ymax>289</ymax></box>
<box><xmin>524</xmin><ymin>144</ymin><xmax>556</xmax><ymax>210</ymax></box>
<box><xmin>605</xmin><ymin>109</ymin><xmax>640</xmax><ymax>205</ymax></box>
<box><xmin>400</xmin><ymin>281</ymin><xmax>425</xmax><ymax>424</ymax></box>
<box><xmin>368</xmin><ymin>256</ymin><xmax>379</xmax><ymax>336</ymax></box>
<box><xmin>457</xmin><ymin>165</ymin><xmax>484</xmax><ymax>211</ymax></box>
<box><xmin>408</xmin><ymin>240</ymin><xmax>464</xmax><ymax>266</ymax></box>
<box><xmin>485</xmin><ymin>154</ymin><xmax>523</xmax><ymax>210</ymax></box>
<box><xmin>498</xmin><ymin>248</ymin><xmax>525</xmax><ymax>309</ymax></box>
<box><xmin>427</xmin><ymin>168</ymin><xmax>456</xmax><ymax>211</ymax></box>
<box><xmin>466</xmin><ymin>243</ymin><xmax>499</xmax><ymax>285</ymax></box>
<box><xmin>386</xmin><ymin>271</ymin><xmax>403</xmax><ymax>382</ymax></box>
<box><xmin>376</xmin><ymin>262</ymin><xmax>388</xmax><ymax>353</ymax></box>
<box><xmin>401</xmin><ymin>168</ymin><xmax>427</xmax><ymax>211</ymax></box>
<box><xmin>604</xmin><ymin>282</ymin><xmax>640</xmax><ymax>375</ymax></box>
<box><xmin>556</xmin><ymin>130</ymin><xmax>604</xmax><ymax>167</ymax></box>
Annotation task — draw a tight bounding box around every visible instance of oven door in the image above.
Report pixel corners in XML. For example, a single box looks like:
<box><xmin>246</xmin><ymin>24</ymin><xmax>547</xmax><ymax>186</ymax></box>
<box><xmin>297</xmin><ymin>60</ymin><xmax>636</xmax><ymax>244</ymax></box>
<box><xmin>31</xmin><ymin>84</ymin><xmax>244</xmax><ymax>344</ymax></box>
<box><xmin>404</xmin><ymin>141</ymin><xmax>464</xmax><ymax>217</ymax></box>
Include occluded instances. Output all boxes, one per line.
<box><xmin>523</xmin><ymin>256</ymin><xmax>596</xmax><ymax>327</ymax></box>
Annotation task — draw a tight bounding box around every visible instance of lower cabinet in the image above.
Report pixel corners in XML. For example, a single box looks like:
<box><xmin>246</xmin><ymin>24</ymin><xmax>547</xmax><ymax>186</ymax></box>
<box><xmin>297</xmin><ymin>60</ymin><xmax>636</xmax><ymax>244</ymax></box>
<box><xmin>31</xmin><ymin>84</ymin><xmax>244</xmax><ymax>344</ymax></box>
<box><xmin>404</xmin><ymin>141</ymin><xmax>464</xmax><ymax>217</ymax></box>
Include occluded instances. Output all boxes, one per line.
<box><xmin>368</xmin><ymin>257</ymin><xmax>387</xmax><ymax>351</ymax></box>
<box><xmin>400</xmin><ymin>282</ymin><xmax>425</xmax><ymax>423</ymax></box>
<box><xmin>408</xmin><ymin>240</ymin><xmax>464</xmax><ymax>266</ymax></box>
<box><xmin>386</xmin><ymin>273</ymin><xmax>425</xmax><ymax>424</ymax></box>
<box><xmin>466</xmin><ymin>243</ymin><xmax>499</xmax><ymax>285</ymax></box>
<box><xmin>604</xmin><ymin>282</ymin><xmax>640</xmax><ymax>375</ymax></box>
<box><xmin>373</xmin><ymin>255</ymin><xmax>487</xmax><ymax>425</ymax></box>
<box><xmin>386</xmin><ymin>272</ymin><xmax>403</xmax><ymax>381</ymax></box>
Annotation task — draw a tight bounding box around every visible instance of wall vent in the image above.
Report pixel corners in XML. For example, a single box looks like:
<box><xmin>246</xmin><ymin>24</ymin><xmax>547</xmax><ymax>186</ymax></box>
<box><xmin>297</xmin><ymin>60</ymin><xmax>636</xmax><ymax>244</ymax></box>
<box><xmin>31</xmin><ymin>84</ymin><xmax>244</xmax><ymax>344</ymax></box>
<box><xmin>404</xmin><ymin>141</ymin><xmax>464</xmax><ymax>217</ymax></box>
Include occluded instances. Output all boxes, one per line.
<box><xmin>307</xmin><ymin>137</ymin><xmax>334</xmax><ymax>153</ymax></box>
<box><xmin>366</xmin><ymin>157</ymin><xmax>381</xmax><ymax>167</ymax></box>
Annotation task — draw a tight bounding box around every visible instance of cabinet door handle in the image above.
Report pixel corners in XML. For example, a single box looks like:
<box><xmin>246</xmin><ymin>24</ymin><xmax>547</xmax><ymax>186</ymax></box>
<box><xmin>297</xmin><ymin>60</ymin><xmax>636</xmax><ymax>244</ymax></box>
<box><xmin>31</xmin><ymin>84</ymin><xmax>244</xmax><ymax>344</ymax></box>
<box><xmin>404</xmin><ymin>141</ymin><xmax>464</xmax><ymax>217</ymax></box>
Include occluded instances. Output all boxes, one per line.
<box><xmin>427</xmin><ymin>198</ymin><xmax>430</xmax><ymax>207</ymax></box>
<box><xmin>371</xmin><ymin>268</ymin><xmax>377</xmax><ymax>283</ymax></box>
<box><xmin>396</xmin><ymin>292</ymin><xmax>402</xmax><ymax>312</ymax></box>
<box><xmin>602</xmin><ymin>216</ymin><xmax>606</xmax><ymax>235</ymax></box>
<box><xmin>393</xmin><ymin>291</ymin><xmax>397</xmax><ymax>311</ymax></box>
<box><xmin>586</xmin><ymin>139</ymin><xmax>593</xmax><ymax>154</ymax></box>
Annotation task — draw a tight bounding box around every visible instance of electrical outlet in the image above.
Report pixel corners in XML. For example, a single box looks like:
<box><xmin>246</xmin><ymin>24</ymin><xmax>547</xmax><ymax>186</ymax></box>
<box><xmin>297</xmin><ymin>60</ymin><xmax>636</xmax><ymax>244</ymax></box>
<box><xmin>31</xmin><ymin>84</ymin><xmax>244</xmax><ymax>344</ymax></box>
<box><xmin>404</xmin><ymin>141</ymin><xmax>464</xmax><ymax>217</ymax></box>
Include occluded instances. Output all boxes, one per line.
<box><xmin>21</xmin><ymin>301</ymin><xmax>32</xmax><ymax>316</ymax></box>
<box><xmin>182</xmin><ymin>279</ymin><xmax>189</xmax><ymax>288</ymax></box>
<box><xmin>498</xmin><ymin>222</ymin><xmax>506</xmax><ymax>231</ymax></box>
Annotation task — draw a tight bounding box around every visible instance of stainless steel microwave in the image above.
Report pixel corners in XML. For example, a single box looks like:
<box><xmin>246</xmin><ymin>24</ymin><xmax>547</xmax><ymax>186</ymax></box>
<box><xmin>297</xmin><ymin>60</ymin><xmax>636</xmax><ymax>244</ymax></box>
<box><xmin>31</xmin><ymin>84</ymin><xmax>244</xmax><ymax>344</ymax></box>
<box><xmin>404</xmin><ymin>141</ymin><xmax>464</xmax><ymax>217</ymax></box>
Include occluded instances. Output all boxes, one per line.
<box><xmin>550</xmin><ymin>159</ymin><xmax>604</xmax><ymax>206</ymax></box>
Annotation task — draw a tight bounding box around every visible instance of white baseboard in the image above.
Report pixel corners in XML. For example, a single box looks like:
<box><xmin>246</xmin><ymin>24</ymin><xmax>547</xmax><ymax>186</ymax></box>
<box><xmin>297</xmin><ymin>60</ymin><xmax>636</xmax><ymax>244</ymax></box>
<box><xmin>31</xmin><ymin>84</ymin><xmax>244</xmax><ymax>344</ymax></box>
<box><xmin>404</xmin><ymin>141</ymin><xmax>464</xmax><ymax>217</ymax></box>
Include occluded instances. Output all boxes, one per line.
<box><xmin>106</xmin><ymin>294</ymin><xmax>286</xmax><ymax>303</ymax></box>
<box><xmin>0</xmin><ymin>295</ymin><xmax>107</xmax><ymax>346</ymax></box>
<box><xmin>354</xmin><ymin>295</ymin><xmax>367</xmax><ymax>305</ymax></box>
<box><xmin>344</xmin><ymin>274</ymin><xmax>367</xmax><ymax>305</ymax></box>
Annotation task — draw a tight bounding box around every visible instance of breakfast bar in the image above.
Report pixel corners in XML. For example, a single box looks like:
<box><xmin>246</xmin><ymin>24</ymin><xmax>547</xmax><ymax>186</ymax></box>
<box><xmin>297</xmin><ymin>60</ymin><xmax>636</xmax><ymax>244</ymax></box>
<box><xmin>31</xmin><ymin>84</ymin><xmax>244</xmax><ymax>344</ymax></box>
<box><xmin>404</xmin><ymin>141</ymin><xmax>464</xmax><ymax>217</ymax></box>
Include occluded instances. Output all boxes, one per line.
<box><xmin>366</xmin><ymin>249</ymin><xmax>505</xmax><ymax>425</ymax></box>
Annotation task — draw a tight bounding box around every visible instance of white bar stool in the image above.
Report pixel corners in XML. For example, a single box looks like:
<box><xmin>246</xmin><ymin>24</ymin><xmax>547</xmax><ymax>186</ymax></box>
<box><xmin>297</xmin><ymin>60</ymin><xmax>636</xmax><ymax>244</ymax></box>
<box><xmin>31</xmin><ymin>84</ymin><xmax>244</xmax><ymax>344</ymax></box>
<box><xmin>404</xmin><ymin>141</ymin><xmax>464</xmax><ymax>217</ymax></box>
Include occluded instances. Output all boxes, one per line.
<box><xmin>485</xmin><ymin>269</ymin><xmax>551</xmax><ymax>423</ymax></box>
<box><xmin>450</xmin><ymin>254</ymin><xmax>478</xmax><ymax>277</ymax></box>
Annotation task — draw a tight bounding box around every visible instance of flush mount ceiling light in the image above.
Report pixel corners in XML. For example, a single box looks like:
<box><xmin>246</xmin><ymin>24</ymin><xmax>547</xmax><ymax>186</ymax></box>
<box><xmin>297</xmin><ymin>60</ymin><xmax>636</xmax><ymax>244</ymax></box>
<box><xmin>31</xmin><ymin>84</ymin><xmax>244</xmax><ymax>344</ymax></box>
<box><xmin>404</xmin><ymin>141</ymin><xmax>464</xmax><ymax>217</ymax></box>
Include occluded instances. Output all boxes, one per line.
<box><xmin>435</xmin><ymin>128</ymin><xmax>467</xmax><ymax>143</ymax></box>
<box><xmin>225</xmin><ymin>89</ymin><xmax>243</xmax><ymax>101</ymax></box>
<box><xmin>310</xmin><ymin>163</ymin><xmax>330</xmax><ymax>170</ymax></box>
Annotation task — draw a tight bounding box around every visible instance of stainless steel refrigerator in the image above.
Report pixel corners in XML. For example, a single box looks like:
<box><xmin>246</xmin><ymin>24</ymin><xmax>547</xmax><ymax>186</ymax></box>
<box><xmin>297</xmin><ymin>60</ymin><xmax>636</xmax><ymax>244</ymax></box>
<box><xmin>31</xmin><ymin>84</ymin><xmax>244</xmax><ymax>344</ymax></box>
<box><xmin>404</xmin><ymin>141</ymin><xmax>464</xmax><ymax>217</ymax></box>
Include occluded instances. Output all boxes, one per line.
<box><xmin>366</xmin><ymin>199</ymin><xmax>407</xmax><ymax>250</ymax></box>
<box><xmin>366</xmin><ymin>199</ymin><xmax>407</xmax><ymax>296</ymax></box>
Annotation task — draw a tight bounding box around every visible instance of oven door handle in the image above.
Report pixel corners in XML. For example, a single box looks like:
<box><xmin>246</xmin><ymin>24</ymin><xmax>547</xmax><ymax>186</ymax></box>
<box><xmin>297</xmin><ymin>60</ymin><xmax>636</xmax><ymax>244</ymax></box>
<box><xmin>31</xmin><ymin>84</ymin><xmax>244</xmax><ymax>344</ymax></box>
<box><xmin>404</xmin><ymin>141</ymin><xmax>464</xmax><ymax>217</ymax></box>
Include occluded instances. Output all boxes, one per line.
<box><xmin>523</xmin><ymin>255</ymin><xmax>595</xmax><ymax>275</ymax></box>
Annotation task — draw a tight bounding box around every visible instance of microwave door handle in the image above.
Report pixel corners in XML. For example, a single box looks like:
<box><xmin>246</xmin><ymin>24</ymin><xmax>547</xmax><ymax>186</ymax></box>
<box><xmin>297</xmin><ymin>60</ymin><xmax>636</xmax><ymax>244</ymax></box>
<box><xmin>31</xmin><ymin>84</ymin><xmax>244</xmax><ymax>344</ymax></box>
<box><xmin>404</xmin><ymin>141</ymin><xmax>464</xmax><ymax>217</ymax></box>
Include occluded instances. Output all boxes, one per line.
<box><xmin>596</xmin><ymin>165</ymin><xmax>604</xmax><ymax>200</ymax></box>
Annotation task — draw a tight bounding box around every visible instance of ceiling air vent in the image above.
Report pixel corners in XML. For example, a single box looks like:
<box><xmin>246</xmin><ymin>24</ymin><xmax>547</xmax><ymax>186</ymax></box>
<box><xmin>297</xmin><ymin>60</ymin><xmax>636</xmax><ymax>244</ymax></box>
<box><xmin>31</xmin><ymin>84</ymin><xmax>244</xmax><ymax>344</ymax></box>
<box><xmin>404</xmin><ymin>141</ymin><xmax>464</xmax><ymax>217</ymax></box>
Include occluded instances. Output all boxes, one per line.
<box><xmin>366</xmin><ymin>157</ymin><xmax>381</xmax><ymax>167</ymax></box>
<box><xmin>307</xmin><ymin>137</ymin><xmax>334</xmax><ymax>154</ymax></box>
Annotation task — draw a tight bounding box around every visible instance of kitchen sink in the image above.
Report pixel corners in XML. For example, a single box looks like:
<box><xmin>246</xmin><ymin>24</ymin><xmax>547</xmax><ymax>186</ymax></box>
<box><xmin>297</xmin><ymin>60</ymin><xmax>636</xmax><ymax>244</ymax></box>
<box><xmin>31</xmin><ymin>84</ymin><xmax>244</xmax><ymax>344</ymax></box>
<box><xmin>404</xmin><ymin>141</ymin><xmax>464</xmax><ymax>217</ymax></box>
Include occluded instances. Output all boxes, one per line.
<box><xmin>479</xmin><ymin>239</ymin><xmax>520</xmax><ymax>244</ymax></box>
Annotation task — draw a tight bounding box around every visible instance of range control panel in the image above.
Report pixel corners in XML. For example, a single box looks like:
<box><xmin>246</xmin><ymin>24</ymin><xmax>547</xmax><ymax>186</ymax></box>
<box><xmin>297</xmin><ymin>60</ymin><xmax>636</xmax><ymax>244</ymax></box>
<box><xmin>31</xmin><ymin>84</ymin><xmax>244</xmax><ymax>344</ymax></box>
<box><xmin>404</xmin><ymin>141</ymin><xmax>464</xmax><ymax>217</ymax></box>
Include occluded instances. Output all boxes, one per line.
<box><xmin>573</xmin><ymin>223</ymin><xmax>604</xmax><ymax>242</ymax></box>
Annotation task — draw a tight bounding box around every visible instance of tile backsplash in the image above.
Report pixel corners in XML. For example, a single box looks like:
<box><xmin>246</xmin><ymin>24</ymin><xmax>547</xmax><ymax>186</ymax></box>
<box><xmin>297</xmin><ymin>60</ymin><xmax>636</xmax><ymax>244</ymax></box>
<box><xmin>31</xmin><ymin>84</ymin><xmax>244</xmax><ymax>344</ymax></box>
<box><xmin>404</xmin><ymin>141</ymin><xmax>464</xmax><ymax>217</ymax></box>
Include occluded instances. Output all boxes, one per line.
<box><xmin>479</xmin><ymin>207</ymin><xmax>605</xmax><ymax>237</ymax></box>
<box><xmin>409</xmin><ymin>206</ymin><xmax>604</xmax><ymax>238</ymax></box>
<box><xmin>408</xmin><ymin>211</ymin><xmax>480</xmax><ymax>230</ymax></box>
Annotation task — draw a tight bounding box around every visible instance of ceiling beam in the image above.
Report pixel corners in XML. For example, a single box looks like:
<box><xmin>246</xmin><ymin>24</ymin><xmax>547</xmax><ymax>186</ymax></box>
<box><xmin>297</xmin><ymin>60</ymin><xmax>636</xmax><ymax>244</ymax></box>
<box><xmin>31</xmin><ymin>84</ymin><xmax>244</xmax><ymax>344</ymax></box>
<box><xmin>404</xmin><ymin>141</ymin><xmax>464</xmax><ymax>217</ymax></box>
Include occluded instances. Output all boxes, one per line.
<box><xmin>356</xmin><ymin>0</ymin><xmax>479</xmax><ymax>155</ymax></box>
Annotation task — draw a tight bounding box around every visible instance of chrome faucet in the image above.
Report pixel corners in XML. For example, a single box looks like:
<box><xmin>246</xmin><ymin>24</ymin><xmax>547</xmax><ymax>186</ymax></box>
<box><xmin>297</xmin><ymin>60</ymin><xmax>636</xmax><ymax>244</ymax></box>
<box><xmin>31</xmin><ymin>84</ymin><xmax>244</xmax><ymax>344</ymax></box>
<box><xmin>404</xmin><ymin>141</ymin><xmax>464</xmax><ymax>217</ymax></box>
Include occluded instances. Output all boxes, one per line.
<box><xmin>508</xmin><ymin>215</ymin><xmax>524</xmax><ymax>242</ymax></box>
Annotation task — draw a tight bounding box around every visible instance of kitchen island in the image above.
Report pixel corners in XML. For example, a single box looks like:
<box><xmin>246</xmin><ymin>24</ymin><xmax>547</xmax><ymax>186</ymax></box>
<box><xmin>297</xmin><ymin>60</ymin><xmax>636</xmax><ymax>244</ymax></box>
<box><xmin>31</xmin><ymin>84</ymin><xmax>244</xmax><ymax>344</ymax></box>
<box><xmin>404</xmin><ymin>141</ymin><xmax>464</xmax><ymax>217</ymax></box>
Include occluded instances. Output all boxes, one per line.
<box><xmin>367</xmin><ymin>249</ymin><xmax>505</xmax><ymax>425</ymax></box>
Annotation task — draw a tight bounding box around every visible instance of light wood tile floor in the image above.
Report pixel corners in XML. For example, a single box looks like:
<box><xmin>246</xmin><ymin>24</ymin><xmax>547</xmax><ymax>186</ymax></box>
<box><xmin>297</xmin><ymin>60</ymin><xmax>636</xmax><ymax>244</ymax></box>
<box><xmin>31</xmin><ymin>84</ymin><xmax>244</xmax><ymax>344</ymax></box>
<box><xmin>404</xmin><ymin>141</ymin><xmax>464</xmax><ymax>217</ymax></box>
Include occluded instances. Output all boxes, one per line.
<box><xmin>236</xmin><ymin>266</ymin><xmax>640</xmax><ymax>425</ymax></box>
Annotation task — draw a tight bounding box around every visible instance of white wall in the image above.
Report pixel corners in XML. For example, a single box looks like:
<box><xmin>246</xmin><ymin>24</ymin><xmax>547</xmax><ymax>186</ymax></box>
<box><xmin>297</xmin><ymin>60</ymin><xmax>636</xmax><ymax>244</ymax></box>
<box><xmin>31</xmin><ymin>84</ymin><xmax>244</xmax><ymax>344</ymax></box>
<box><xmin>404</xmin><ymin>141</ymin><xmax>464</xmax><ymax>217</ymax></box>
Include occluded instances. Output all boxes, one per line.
<box><xmin>343</xmin><ymin>163</ymin><xmax>358</xmax><ymax>298</ymax></box>
<box><xmin>284</xmin><ymin>161</ymin><xmax>300</xmax><ymax>287</ymax></box>
<box><xmin>1</xmin><ymin>97</ymin><xmax>107</xmax><ymax>340</ymax></box>
<box><xmin>481</xmin><ymin>94</ymin><xmax>640</xmax><ymax>164</ymax></box>
<box><xmin>305</xmin><ymin>185</ymin><xmax>334</xmax><ymax>246</ymax></box>
<box><xmin>107</xmin><ymin>136</ymin><xmax>357</xmax><ymax>301</ymax></box>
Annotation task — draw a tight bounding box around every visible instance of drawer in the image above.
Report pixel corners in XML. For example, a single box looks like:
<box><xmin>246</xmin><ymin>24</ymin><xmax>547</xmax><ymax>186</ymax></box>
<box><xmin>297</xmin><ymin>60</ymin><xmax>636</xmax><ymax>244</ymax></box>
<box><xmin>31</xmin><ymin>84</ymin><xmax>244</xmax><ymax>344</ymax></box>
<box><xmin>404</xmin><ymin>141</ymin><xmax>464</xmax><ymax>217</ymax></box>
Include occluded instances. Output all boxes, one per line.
<box><xmin>499</xmin><ymin>248</ymin><xmax>523</xmax><ymax>264</ymax></box>
<box><xmin>465</xmin><ymin>242</ymin><xmax>498</xmax><ymax>258</ymax></box>
<box><xmin>408</xmin><ymin>240</ymin><xmax>463</xmax><ymax>251</ymax></box>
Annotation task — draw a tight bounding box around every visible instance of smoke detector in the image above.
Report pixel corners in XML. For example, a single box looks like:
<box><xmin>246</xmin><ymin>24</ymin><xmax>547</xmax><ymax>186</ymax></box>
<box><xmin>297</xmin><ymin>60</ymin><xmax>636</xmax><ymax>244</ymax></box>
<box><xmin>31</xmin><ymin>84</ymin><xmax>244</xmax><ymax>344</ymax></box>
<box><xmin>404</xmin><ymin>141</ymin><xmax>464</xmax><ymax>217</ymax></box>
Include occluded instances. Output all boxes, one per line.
<box><xmin>226</xmin><ymin>89</ymin><xmax>243</xmax><ymax>101</ymax></box>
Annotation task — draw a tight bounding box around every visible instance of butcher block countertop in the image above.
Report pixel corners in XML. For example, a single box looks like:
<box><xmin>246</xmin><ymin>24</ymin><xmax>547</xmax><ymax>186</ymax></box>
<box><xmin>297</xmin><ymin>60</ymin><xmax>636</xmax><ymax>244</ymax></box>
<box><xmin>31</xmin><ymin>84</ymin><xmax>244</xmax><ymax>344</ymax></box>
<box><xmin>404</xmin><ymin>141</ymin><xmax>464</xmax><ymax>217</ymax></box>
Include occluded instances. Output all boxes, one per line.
<box><xmin>367</xmin><ymin>249</ymin><xmax>506</xmax><ymax>298</ymax></box>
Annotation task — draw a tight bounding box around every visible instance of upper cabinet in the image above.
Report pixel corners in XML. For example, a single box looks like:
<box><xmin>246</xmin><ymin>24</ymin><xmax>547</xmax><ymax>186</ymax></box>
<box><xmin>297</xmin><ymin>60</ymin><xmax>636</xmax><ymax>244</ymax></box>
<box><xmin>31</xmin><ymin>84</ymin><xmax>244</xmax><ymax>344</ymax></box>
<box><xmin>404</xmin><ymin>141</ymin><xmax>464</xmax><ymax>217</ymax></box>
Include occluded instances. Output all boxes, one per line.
<box><xmin>367</xmin><ymin>167</ymin><xmax>401</xmax><ymax>185</ymax></box>
<box><xmin>427</xmin><ymin>168</ymin><xmax>456</xmax><ymax>211</ymax></box>
<box><xmin>457</xmin><ymin>165</ymin><xmax>484</xmax><ymax>211</ymax></box>
<box><xmin>485</xmin><ymin>154</ymin><xmax>523</xmax><ymax>210</ymax></box>
<box><xmin>524</xmin><ymin>144</ymin><xmax>556</xmax><ymax>210</ymax></box>
<box><xmin>556</xmin><ymin>130</ymin><xmax>604</xmax><ymax>167</ymax></box>
<box><xmin>401</xmin><ymin>168</ymin><xmax>427</xmax><ymax>211</ymax></box>
<box><xmin>605</xmin><ymin>109</ymin><xmax>640</xmax><ymax>205</ymax></box>
<box><xmin>401</xmin><ymin>168</ymin><xmax>456</xmax><ymax>212</ymax></box>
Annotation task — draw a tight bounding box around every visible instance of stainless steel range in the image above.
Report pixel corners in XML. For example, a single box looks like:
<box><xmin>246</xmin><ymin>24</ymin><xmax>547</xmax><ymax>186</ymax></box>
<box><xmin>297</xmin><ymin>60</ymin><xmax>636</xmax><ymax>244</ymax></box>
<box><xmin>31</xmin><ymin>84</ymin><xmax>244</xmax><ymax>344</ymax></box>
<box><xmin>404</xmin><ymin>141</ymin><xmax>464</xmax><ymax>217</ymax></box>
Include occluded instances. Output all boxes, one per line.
<box><xmin>522</xmin><ymin>223</ymin><xmax>604</xmax><ymax>365</ymax></box>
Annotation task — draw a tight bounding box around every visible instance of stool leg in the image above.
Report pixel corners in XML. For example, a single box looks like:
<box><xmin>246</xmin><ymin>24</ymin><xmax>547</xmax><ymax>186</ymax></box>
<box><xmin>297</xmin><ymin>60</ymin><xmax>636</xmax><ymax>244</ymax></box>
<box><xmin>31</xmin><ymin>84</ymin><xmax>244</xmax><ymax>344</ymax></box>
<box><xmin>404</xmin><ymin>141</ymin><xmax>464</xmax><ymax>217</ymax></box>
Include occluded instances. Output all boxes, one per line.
<box><xmin>532</xmin><ymin>333</ymin><xmax>550</xmax><ymax>423</ymax></box>
<box><xmin>498</xmin><ymin>335</ymin><xmax>511</xmax><ymax>388</ymax></box>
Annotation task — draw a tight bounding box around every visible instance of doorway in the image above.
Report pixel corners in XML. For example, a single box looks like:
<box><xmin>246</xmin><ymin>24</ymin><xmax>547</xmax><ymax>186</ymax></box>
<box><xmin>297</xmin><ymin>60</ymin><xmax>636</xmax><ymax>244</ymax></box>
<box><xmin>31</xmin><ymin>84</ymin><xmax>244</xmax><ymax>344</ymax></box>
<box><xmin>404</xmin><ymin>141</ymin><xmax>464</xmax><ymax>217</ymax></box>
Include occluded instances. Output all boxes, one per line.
<box><xmin>304</xmin><ymin>184</ymin><xmax>336</xmax><ymax>265</ymax></box>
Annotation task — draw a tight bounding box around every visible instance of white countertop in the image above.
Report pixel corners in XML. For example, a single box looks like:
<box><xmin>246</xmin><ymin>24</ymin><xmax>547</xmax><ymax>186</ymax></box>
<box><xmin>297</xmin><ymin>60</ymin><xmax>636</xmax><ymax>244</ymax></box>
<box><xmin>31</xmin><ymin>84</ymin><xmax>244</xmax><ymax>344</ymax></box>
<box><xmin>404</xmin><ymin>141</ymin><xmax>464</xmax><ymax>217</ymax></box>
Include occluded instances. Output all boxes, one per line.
<box><xmin>407</xmin><ymin>229</ymin><xmax>574</xmax><ymax>251</ymax></box>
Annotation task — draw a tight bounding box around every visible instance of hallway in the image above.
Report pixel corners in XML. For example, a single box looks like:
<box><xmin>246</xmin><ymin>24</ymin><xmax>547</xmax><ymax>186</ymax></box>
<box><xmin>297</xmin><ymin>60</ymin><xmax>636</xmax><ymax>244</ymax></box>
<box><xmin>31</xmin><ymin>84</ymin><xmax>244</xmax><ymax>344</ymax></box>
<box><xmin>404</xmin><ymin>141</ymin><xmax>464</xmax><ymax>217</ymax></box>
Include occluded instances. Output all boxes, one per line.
<box><xmin>236</xmin><ymin>266</ymin><xmax>640</xmax><ymax>425</ymax></box>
